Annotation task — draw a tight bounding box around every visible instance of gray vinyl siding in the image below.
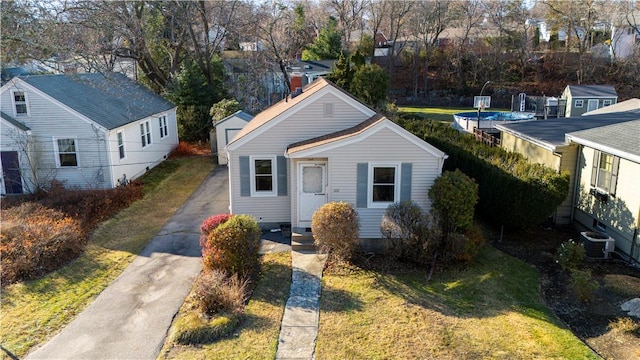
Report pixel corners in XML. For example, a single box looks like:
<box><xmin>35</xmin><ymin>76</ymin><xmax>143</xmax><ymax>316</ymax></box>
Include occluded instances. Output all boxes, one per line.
<box><xmin>291</xmin><ymin>127</ymin><xmax>443</xmax><ymax>238</ymax></box>
<box><xmin>229</xmin><ymin>92</ymin><xmax>374</xmax><ymax>224</ymax></box>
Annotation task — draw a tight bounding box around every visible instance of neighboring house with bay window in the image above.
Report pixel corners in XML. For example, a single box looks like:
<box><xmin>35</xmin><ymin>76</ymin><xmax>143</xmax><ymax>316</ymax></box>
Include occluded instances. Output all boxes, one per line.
<box><xmin>496</xmin><ymin>109</ymin><xmax>640</xmax><ymax>263</ymax></box>
<box><xmin>0</xmin><ymin>73</ymin><xmax>178</xmax><ymax>195</ymax></box>
<box><xmin>225</xmin><ymin>78</ymin><xmax>447</xmax><ymax>245</ymax></box>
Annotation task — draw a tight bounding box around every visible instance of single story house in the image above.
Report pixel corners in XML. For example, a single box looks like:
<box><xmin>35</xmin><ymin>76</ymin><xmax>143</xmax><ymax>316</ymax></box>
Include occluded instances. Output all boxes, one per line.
<box><xmin>0</xmin><ymin>73</ymin><xmax>178</xmax><ymax>194</ymax></box>
<box><xmin>561</xmin><ymin>84</ymin><xmax>618</xmax><ymax>117</ymax></box>
<box><xmin>225</xmin><ymin>78</ymin><xmax>447</xmax><ymax>246</ymax></box>
<box><xmin>567</xmin><ymin>119</ymin><xmax>640</xmax><ymax>264</ymax></box>
<box><xmin>496</xmin><ymin>110</ymin><xmax>640</xmax><ymax>225</ymax></box>
<box><xmin>214</xmin><ymin>110</ymin><xmax>253</xmax><ymax>165</ymax></box>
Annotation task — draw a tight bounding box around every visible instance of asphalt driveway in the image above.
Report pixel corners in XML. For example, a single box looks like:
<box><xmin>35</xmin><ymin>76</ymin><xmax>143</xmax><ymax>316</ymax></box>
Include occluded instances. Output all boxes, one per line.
<box><xmin>27</xmin><ymin>166</ymin><xmax>230</xmax><ymax>360</ymax></box>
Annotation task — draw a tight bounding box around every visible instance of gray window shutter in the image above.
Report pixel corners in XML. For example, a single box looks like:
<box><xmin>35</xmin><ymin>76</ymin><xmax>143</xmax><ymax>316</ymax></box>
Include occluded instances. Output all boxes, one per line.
<box><xmin>240</xmin><ymin>156</ymin><xmax>250</xmax><ymax>196</ymax></box>
<box><xmin>590</xmin><ymin>150</ymin><xmax>599</xmax><ymax>187</ymax></box>
<box><xmin>610</xmin><ymin>156</ymin><xmax>620</xmax><ymax>196</ymax></box>
<box><xmin>400</xmin><ymin>163</ymin><xmax>412</xmax><ymax>202</ymax></box>
<box><xmin>277</xmin><ymin>156</ymin><xmax>287</xmax><ymax>196</ymax></box>
<box><xmin>356</xmin><ymin>163</ymin><xmax>368</xmax><ymax>208</ymax></box>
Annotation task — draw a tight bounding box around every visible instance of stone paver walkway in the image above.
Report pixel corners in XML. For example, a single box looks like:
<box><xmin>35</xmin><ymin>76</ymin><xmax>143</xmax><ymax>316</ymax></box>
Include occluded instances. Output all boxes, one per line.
<box><xmin>276</xmin><ymin>250</ymin><xmax>327</xmax><ymax>360</ymax></box>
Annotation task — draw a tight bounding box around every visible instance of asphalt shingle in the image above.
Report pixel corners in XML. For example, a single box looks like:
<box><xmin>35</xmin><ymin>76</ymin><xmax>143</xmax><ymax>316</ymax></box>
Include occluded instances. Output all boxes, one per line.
<box><xmin>20</xmin><ymin>73</ymin><xmax>174</xmax><ymax>130</ymax></box>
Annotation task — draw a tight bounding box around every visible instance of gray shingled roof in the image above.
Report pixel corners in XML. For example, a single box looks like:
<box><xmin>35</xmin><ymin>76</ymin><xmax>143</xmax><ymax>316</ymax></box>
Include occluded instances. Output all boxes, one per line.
<box><xmin>496</xmin><ymin>109</ymin><xmax>640</xmax><ymax>149</ymax></box>
<box><xmin>1</xmin><ymin>111</ymin><xmax>30</xmax><ymax>131</ymax></box>
<box><xmin>567</xmin><ymin>119</ymin><xmax>640</xmax><ymax>162</ymax></box>
<box><xmin>215</xmin><ymin>110</ymin><xmax>253</xmax><ymax>126</ymax></box>
<box><xmin>20</xmin><ymin>73</ymin><xmax>174</xmax><ymax>130</ymax></box>
<box><xmin>567</xmin><ymin>84</ymin><xmax>617</xmax><ymax>98</ymax></box>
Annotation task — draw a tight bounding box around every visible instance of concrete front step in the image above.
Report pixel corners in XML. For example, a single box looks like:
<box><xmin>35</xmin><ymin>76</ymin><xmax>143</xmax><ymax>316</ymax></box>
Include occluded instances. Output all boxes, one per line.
<box><xmin>292</xmin><ymin>227</ymin><xmax>315</xmax><ymax>251</ymax></box>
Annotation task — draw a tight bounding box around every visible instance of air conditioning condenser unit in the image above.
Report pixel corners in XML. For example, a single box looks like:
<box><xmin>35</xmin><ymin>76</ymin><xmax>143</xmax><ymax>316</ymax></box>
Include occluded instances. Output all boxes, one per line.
<box><xmin>580</xmin><ymin>231</ymin><xmax>615</xmax><ymax>259</ymax></box>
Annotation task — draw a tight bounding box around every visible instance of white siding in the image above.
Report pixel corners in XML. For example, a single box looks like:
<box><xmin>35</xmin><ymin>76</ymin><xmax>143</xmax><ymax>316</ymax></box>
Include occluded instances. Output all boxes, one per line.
<box><xmin>0</xmin><ymin>81</ymin><xmax>178</xmax><ymax>191</ymax></box>
<box><xmin>291</xmin><ymin>127</ymin><xmax>444</xmax><ymax>238</ymax></box>
<box><xmin>575</xmin><ymin>146</ymin><xmax>640</xmax><ymax>262</ymax></box>
<box><xmin>215</xmin><ymin>116</ymin><xmax>248</xmax><ymax>165</ymax></box>
<box><xmin>229</xmin><ymin>91</ymin><xmax>373</xmax><ymax>224</ymax></box>
<box><xmin>106</xmin><ymin>109</ymin><xmax>178</xmax><ymax>187</ymax></box>
<box><xmin>555</xmin><ymin>144</ymin><xmax>578</xmax><ymax>224</ymax></box>
<box><xmin>1</xmin><ymin>83</ymin><xmax>111</xmax><ymax>190</ymax></box>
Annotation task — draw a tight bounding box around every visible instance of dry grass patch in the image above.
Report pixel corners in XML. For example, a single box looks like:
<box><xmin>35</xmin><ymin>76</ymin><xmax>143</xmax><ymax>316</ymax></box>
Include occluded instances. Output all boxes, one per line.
<box><xmin>0</xmin><ymin>157</ymin><xmax>213</xmax><ymax>359</ymax></box>
<box><xmin>602</xmin><ymin>274</ymin><xmax>640</xmax><ymax>298</ymax></box>
<box><xmin>317</xmin><ymin>246</ymin><xmax>598</xmax><ymax>359</ymax></box>
<box><xmin>159</xmin><ymin>252</ymin><xmax>292</xmax><ymax>359</ymax></box>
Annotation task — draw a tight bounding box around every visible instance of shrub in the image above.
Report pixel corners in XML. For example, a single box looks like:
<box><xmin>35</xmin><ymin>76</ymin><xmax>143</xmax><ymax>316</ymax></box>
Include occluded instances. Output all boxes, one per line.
<box><xmin>192</xmin><ymin>269</ymin><xmax>249</xmax><ymax>316</ymax></box>
<box><xmin>570</xmin><ymin>268</ymin><xmax>598</xmax><ymax>303</ymax></box>
<box><xmin>312</xmin><ymin>202</ymin><xmax>360</xmax><ymax>263</ymax></box>
<box><xmin>169</xmin><ymin>141</ymin><xmax>210</xmax><ymax>158</ymax></box>
<box><xmin>202</xmin><ymin>214</ymin><xmax>261</xmax><ymax>278</ymax></box>
<box><xmin>380</xmin><ymin>201</ymin><xmax>434</xmax><ymax>263</ymax></box>
<box><xmin>429</xmin><ymin>169</ymin><xmax>479</xmax><ymax>236</ymax></box>
<box><xmin>170</xmin><ymin>311</ymin><xmax>241</xmax><ymax>344</ymax></box>
<box><xmin>457</xmin><ymin>224</ymin><xmax>487</xmax><ymax>262</ymax></box>
<box><xmin>556</xmin><ymin>240</ymin><xmax>585</xmax><ymax>270</ymax></box>
<box><xmin>1</xmin><ymin>203</ymin><xmax>85</xmax><ymax>284</ymax></box>
<box><xmin>23</xmin><ymin>182</ymin><xmax>143</xmax><ymax>231</ymax></box>
<box><xmin>396</xmin><ymin>118</ymin><xmax>569</xmax><ymax>229</ymax></box>
<box><xmin>200</xmin><ymin>213</ymin><xmax>235</xmax><ymax>247</ymax></box>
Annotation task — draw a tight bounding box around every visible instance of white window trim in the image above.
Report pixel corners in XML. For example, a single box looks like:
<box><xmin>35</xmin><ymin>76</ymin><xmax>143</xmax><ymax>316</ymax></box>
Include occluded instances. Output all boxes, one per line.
<box><xmin>11</xmin><ymin>90</ymin><xmax>30</xmax><ymax>117</ymax></box>
<box><xmin>575</xmin><ymin>99</ymin><xmax>584</xmax><ymax>108</ymax></box>
<box><xmin>53</xmin><ymin>137</ymin><xmax>79</xmax><ymax>168</ymax></box>
<box><xmin>367</xmin><ymin>162</ymin><xmax>400</xmax><ymax>208</ymax></box>
<box><xmin>140</xmin><ymin>120</ymin><xmax>152</xmax><ymax>147</ymax></box>
<box><xmin>594</xmin><ymin>151</ymin><xmax>613</xmax><ymax>194</ymax></box>
<box><xmin>250</xmin><ymin>155</ymin><xmax>277</xmax><ymax>197</ymax></box>
<box><xmin>159</xmin><ymin>115</ymin><xmax>168</xmax><ymax>139</ymax></box>
<box><xmin>117</xmin><ymin>131</ymin><xmax>126</xmax><ymax>160</ymax></box>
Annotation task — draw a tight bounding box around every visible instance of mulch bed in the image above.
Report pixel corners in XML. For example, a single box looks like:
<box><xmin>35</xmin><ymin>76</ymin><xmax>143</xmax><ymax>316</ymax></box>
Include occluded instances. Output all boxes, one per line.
<box><xmin>492</xmin><ymin>225</ymin><xmax>640</xmax><ymax>360</ymax></box>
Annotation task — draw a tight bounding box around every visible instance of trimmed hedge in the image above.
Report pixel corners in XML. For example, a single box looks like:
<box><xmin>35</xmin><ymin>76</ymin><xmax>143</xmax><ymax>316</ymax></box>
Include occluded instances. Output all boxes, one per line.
<box><xmin>397</xmin><ymin>118</ymin><xmax>569</xmax><ymax>229</ymax></box>
<box><xmin>202</xmin><ymin>215</ymin><xmax>261</xmax><ymax>278</ymax></box>
<box><xmin>312</xmin><ymin>202</ymin><xmax>360</xmax><ymax>262</ymax></box>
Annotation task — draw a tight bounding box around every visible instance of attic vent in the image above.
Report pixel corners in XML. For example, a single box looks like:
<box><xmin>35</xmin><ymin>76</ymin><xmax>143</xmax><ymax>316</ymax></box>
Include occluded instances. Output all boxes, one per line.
<box><xmin>324</xmin><ymin>103</ymin><xmax>334</xmax><ymax>117</ymax></box>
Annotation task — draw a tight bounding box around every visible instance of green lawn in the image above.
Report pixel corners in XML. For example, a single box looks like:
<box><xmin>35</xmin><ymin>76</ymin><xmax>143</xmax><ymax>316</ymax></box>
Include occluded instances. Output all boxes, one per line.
<box><xmin>0</xmin><ymin>157</ymin><xmax>214</xmax><ymax>359</ymax></box>
<box><xmin>316</xmin><ymin>246</ymin><xmax>598</xmax><ymax>359</ymax></box>
<box><xmin>399</xmin><ymin>106</ymin><xmax>471</xmax><ymax>122</ymax></box>
<box><xmin>399</xmin><ymin>106</ymin><xmax>511</xmax><ymax>122</ymax></box>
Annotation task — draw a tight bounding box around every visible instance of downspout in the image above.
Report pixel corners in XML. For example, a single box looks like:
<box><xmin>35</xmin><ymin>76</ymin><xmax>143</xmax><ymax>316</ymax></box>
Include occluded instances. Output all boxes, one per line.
<box><xmin>226</xmin><ymin>146</ymin><xmax>233</xmax><ymax>214</ymax></box>
<box><xmin>570</xmin><ymin>143</ymin><xmax>583</xmax><ymax>223</ymax></box>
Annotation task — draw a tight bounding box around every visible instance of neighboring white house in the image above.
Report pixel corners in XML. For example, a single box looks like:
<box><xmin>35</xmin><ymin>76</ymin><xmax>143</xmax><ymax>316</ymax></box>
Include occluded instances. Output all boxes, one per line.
<box><xmin>0</xmin><ymin>73</ymin><xmax>178</xmax><ymax>194</ymax></box>
<box><xmin>497</xmin><ymin>110</ymin><xmax>640</xmax><ymax>225</ymax></box>
<box><xmin>225</xmin><ymin>78</ymin><xmax>447</xmax><ymax>244</ymax></box>
<box><xmin>567</xmin><ymin>119</ymin><xmax>640</xmax><ymax>264</ymax></box>
<box><xmin>561</xmin><ymin>84</ymin><xmax>618</xmax><ymax>117</ymax></box>
<box><xmin>214</xmin><ymin>110</ymin><xmax>253</xmax><ymax>165</ymax></box>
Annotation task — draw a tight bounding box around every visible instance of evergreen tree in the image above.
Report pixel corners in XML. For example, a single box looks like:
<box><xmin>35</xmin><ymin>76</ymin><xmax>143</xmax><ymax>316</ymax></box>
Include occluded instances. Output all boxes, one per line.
<box><xmin>302</xmin><ymin>16</ymin><xmax>343</xmax><ymax>60</ymax></box>
<box><xmin>350</xmin><ymin>64</ymin><xmax>389</xmax><ymax>110</ymax></box>
<box><xmin>327</xmin><ymin>52</ymin><xmax>353</xmax><ymax>90</ymax></box>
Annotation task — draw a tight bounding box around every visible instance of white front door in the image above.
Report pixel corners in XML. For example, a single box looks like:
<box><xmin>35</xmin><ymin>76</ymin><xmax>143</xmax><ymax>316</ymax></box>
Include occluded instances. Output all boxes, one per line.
<box><xmin>298</xmin><ymin>162</ymin><xmax>327</xmax><ymax>227</ymax></box>
<box><xmin>587</xmin><ymin>99</ymin><xmax>599</xmax><ymax>112</ymax></box>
